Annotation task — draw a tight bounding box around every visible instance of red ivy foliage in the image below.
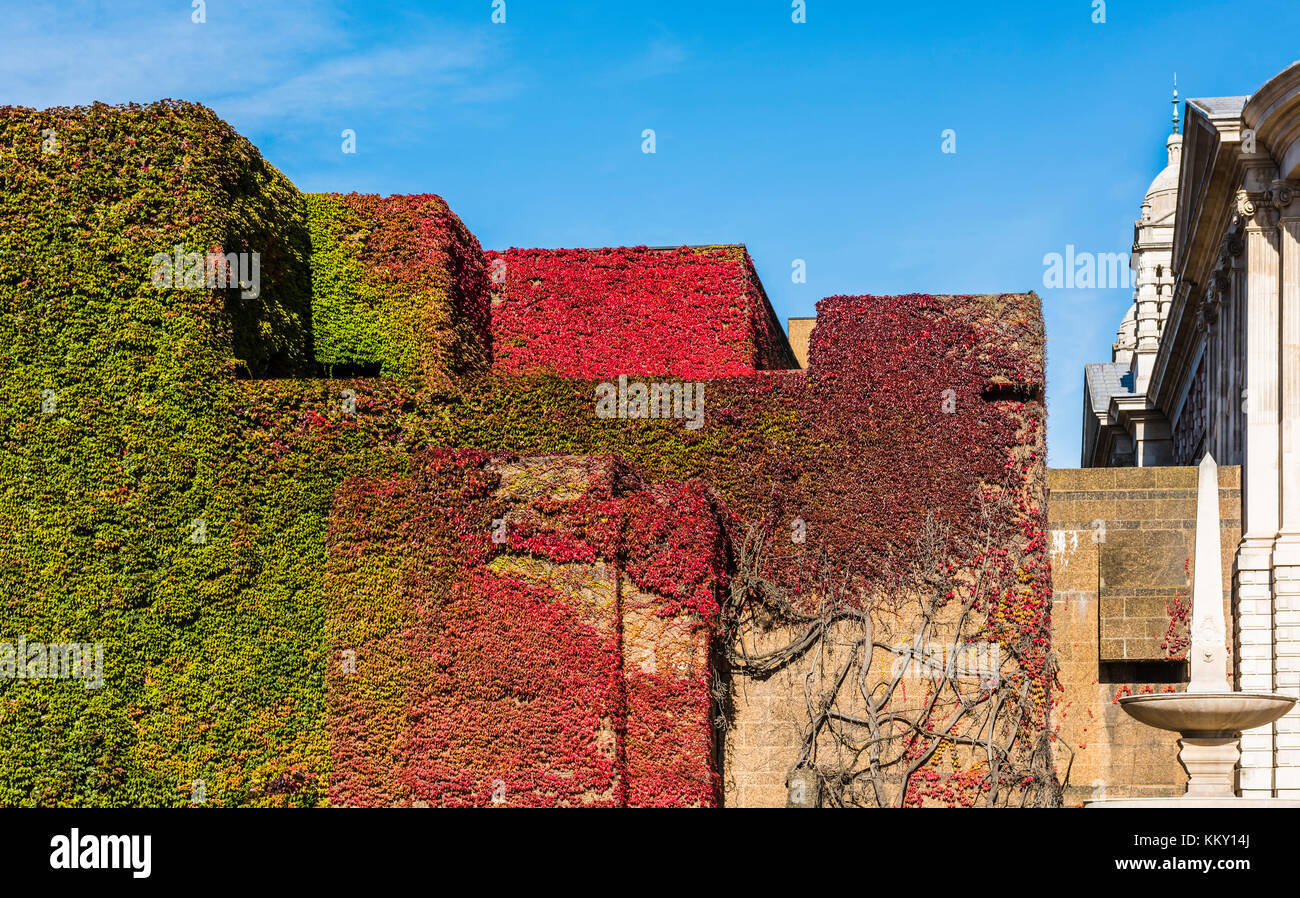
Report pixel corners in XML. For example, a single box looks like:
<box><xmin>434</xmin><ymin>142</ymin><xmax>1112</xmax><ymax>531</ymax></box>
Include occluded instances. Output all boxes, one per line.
<box><xmin>743</xmin><ymin>293</ymin><xmax>1047</xmax><ymax>602</ymax></box>
<box><xmin>241</xmin><ymin>283</ymin><xmax>1051</xmax><ymax>807</ymax></box>
<box><xmin>325</xmin><ymin>450</ymin><xmax>724</xmax><ymax>807</ymax></box>
<box><xmin>1161</xmin><ymin>558</ymin><xmax>1193</xmax><ymax>660</ymax></box>
<box><xmin>484</xmin><ymin>245</ymin><xmax>796</xmax><ymax>379</ymax></box>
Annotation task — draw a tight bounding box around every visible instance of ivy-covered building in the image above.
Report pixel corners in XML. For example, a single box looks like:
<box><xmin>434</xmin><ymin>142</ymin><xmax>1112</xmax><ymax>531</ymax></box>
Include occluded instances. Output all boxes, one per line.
<box><xmin>0</xmin><ymin>101</ymin><xmax>1051</xmax><ymax>807</ymax></box>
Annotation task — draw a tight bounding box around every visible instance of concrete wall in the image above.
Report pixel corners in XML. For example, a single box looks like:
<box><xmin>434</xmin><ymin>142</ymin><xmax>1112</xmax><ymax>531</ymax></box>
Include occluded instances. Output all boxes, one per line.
<box><xmin>1047</xmin><ymin>465</ymin><xmax>1240</xmax><ymax>804</ymax></box>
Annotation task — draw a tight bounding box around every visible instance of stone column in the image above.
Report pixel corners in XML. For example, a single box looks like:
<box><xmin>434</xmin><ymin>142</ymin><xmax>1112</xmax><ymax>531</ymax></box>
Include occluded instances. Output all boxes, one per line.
<box><xmin>1236</xmin><ymin>175</ymin><xmax>1282</xmax><ymax>797</ymax></box>
<box><xmin>1203</xmin><ymin>282</ymin><xmax>1221</xmax><ymax>461</ymax></box>
<box><xmin>1211</xmin><ymin>254</ymin><xmax>1235</xmax><ymax>464</ymax></box>
<box><xmin>1232</xmin><ymin>245</ymin><xmax>1247</xmax><ymax>465</ymax></box>
<box><xmin>1272</xmin><ymin>181</ymin><xmax>1300</xmax><ymax>797</ymax></box>
<box><xmin>1194</xmin><ymin>291</ymin><xmax>1214</xmax><ymax>462</ymax></box>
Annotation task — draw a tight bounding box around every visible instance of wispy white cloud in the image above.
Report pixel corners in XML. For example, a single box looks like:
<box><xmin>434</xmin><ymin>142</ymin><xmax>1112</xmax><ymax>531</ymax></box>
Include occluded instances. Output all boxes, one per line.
<box><xmin>212</xmin><ymin>39</ymin><xmax>508</xmax><ymax>124</ymax></box>
<box><xmin>0</xmin><ymin>1</ymin><xmax>520</xmax><ymax>126</ymax></box>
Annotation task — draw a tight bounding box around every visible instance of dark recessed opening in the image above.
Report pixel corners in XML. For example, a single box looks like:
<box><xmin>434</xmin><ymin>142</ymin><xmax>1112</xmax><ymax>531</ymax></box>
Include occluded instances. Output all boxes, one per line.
<box><xmin>1099</xmin><ymin>659</ymin><xmax>1188</xmax><ymax>684</ymax></box>
<box><xmin>981</xmin><ymin>383</ymin><xmax>1043</xmax><ymax>403</ymax></box>
<box><xmin>315</xmin><ymin>361</ymin><xmax>382</xmax><ymax>378</ymax></box>
<box><xmin>234</xmin><ymin>352</ymin><xmax>305</xmax><ymax>380</ymax></box>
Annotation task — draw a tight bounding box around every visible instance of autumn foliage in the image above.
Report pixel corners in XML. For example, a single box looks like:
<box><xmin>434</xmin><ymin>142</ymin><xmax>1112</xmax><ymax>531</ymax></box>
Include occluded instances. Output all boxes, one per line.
<box><xmin>485</xmin><ymin>245</ymin><xmax>797</xmax><ymax>378</ymax></box>
<box><xmin>0</xmin><ymin>102</ymin><xmax>1052</xmax><ymax>807</ymax></box>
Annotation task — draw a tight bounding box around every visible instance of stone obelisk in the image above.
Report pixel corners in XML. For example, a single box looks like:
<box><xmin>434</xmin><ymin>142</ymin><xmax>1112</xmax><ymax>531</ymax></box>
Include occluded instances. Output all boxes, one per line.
<box><xmin>1188</xmin><ymin>453</ymin><xmax>1229</xmax><ymax>693</ymax></box>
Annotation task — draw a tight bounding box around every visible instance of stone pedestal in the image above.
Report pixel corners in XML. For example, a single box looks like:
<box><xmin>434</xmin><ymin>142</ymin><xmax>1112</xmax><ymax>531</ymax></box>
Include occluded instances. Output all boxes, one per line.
<box><xmin>1179</xmin><ymin>735</ymin><xmax>1239</xmax><ymax>798</ymax></box>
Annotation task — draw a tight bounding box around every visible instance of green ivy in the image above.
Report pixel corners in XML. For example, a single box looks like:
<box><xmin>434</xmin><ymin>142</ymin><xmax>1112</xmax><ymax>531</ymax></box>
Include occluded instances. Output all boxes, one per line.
<box><xmin>304</xmin><ymin>192</ymin><xmax>401</xmax><ymax>374</ymax></box>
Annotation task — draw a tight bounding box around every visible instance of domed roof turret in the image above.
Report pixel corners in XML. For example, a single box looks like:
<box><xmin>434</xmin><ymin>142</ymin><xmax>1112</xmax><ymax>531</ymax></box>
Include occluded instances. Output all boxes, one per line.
<box><xmin>1142</xmin><ymin>80</ymin><xmax>1183</xmax><ymax>223</ymax></box>
<box><xmin>1147</xmin><ymin>133</ymin><xmax>1182</xmax><ymax>198</ymax></box>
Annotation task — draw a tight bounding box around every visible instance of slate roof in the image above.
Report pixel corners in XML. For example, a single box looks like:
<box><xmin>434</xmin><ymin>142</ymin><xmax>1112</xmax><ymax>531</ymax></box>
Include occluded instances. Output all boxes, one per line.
<box><xmin>1085</xmin><ymin>361</ymin><xmax>1134</xmax><ymax>414</ymax></box>
<box><xmin>1187</xmin><ymin>96</ymin><xmax>1248</xmax><ymax>118</ymax></box>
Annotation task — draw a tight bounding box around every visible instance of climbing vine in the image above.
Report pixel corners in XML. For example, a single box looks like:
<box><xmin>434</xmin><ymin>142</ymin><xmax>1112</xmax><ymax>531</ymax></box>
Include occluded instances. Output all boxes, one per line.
<box><xmin>0</xmin><ymin>99</ymin><xmax>1056</xmax><ymax>807</ymax></box>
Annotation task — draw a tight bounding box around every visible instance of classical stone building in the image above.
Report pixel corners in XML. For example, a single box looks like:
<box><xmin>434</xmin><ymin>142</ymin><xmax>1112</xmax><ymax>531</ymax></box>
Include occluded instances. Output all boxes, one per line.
<box><xmin>1082</xmin><ymin>93</ymin><xmax>1182</xmax><ymax>468</ymax></box>
<box><xmin>1078</xmin><ymin>63</ymin><xmax>1300</xmax><ymax>799</ymax></box>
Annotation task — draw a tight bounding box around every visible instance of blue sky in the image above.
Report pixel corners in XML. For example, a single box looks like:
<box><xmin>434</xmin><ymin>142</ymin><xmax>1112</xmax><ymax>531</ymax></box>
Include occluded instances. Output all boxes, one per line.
<box><xmin>5</xmin><ymin>0</ymin><xmax>1300</xmax><ymax>464</ymax></box>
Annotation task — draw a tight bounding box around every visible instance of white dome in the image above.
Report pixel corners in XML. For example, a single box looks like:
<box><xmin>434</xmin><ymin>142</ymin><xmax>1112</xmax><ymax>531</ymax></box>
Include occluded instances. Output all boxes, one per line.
<box><xmin>1142</xmin><ymin>133</ymin><xmax>1182</xmax><ymax>221</ymax></box>
<box><xmin>1147</xmin><ymin>163</ymin><xmax>1179</xmax><ymax>197</ymax></box>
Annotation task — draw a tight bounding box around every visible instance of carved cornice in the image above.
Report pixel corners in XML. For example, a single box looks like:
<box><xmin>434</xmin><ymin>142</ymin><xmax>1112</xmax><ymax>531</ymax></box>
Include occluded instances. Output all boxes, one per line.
<box><xmin>1174</xmin><ymin>278</ymin><xmax>1199</xmax><ymax>305</ymax></box>
<box><xmin>1198</xmin><ymin>288</ymin><xmax>1218</xmax><ymax>333</ymax></box>
<box><xmin>1221</xmin><ymin>218</ymin><xmax>1245</xmax><ymax>259</ymax></box>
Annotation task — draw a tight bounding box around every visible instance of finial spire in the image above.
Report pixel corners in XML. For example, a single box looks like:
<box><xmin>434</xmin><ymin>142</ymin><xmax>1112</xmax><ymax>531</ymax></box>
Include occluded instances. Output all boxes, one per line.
<box><xmin>1172</xmin><ymin>74</ymin><xmax>1180</xmax><ymax>135</ymax></box>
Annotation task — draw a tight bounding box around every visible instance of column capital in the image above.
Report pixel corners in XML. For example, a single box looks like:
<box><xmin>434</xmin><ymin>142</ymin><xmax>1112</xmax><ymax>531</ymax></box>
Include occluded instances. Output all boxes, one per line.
<box><xmin>1271</xmin><ymin>179</ymin><xmax>1300</xmax><ymax>218</ymax></box>
<box><xmin>1211</xmin><ymin>267</ymin><xmax>1233</xmax><ymax>296</ymax></box>
<box><xmin>1238</xmin><ymin>189</ymin><xmax>1281</xmax><ymax>230</ymax></box>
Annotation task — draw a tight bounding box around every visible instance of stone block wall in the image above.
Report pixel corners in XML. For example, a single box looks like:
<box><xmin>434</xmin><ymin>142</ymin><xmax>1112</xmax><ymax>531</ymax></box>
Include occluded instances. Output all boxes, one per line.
<box><xmin>722</xmin><ymin>621</ymin><xmax>867</xmax><ymax>808</ymax></box>
<box><xmin>786</xmin><ymin>317</ymin><xmax>816</xmax><ymax>369</ymax></box>
<box><xmin>1047</xmin><ymin>465</ymin><xmax>1240</xmax><ymax>804</ymax></box>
